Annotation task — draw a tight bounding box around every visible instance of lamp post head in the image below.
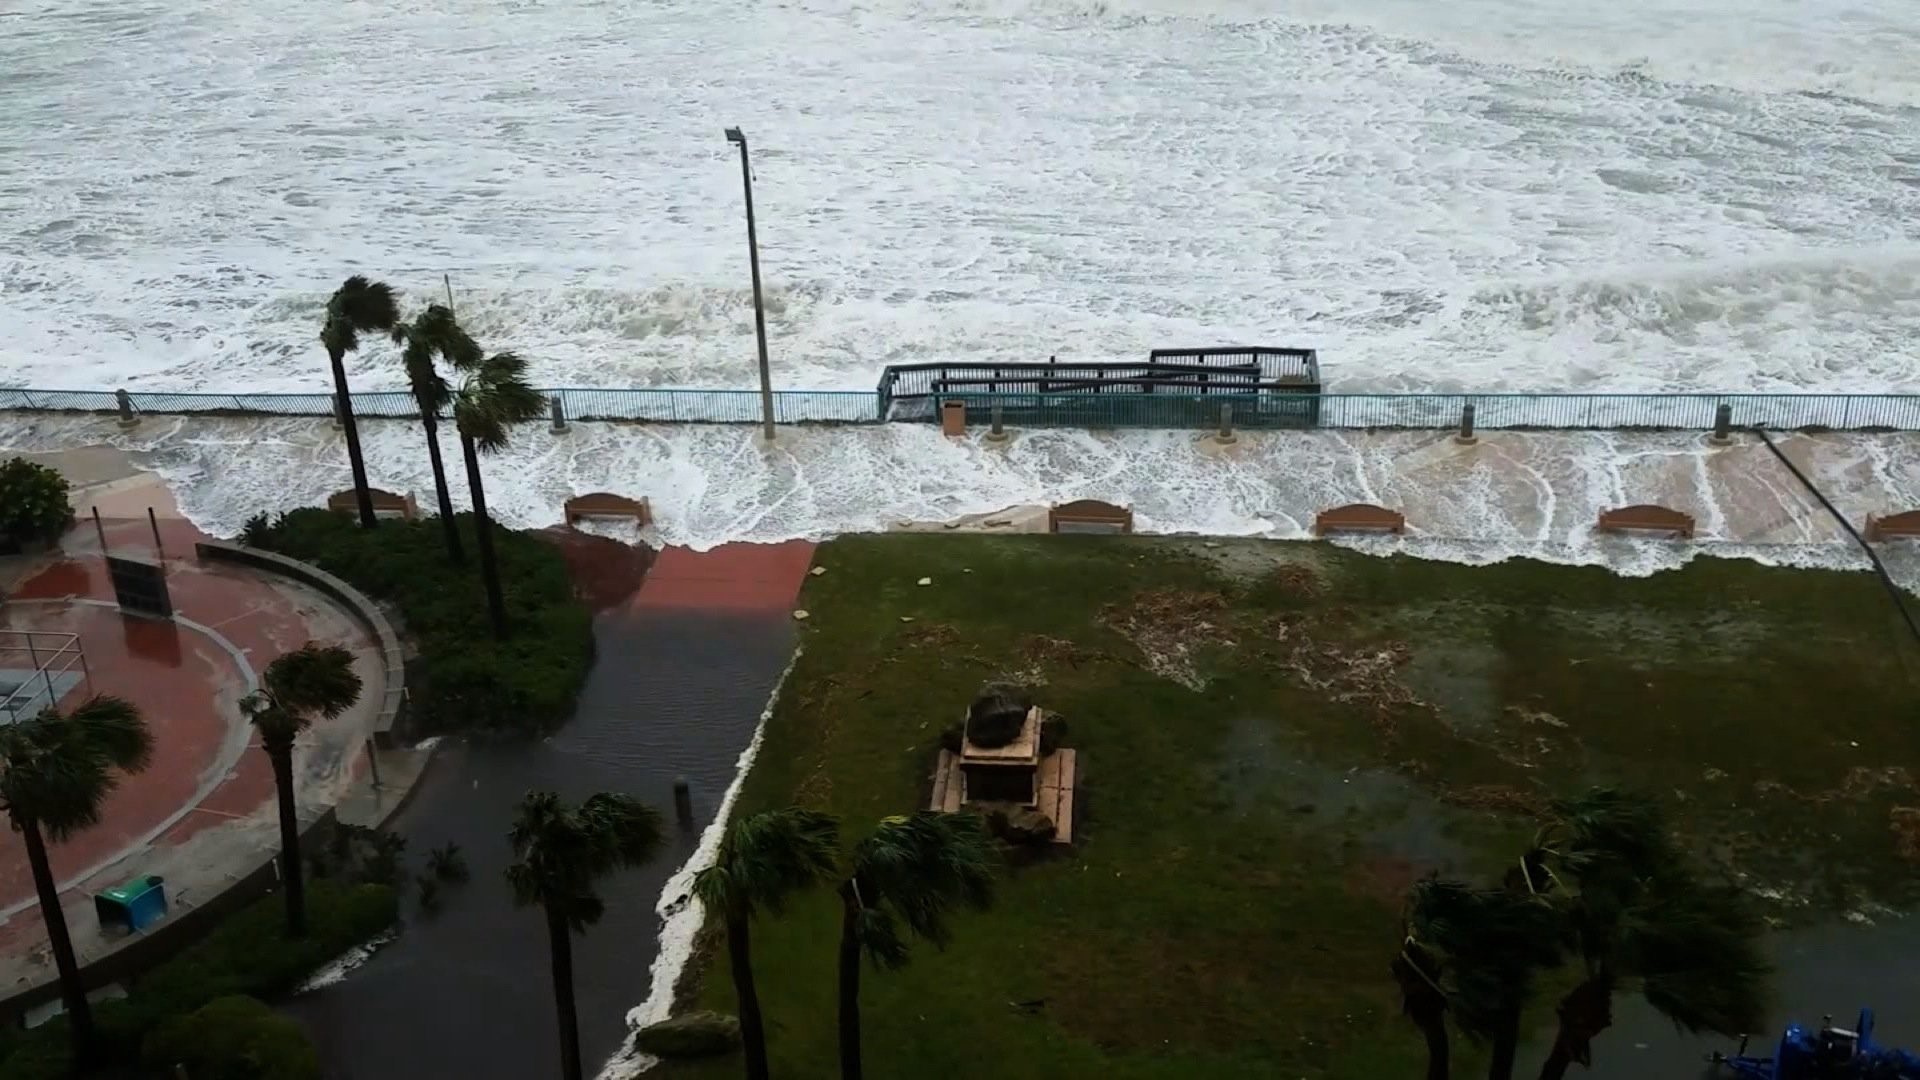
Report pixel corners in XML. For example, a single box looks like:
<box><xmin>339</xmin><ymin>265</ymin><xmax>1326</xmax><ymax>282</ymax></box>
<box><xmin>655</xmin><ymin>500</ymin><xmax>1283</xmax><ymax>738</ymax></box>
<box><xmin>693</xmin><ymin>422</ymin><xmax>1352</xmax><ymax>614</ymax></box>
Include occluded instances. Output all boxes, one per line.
<box><xmin>724</xmin><ymin>126</ymin><xmax>745</xmax><ymax>145</ymax></box>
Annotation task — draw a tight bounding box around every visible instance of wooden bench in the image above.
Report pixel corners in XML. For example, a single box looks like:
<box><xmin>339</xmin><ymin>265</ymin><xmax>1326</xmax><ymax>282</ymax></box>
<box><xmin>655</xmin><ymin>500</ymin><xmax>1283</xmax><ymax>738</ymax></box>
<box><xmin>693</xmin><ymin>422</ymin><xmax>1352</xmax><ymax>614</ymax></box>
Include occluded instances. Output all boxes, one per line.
<box><xmin>1596</xmin><ymin>504</ymin><xmax>1694</xmax><ymax>539</ymax></box>
<box><xmin>1314</xmin><ymin>503</ymin><xmax>1405</xmax><ymax>536</ymax></box>
<box><xmin>564</xmin><ymin>492</ymin><xmax>652</xmax><ymax>528</ymax></box>
<box><xmin>1049</xmin><ymin>499</ymin><xmax>1133</xmax><ymax>535</ymax></box>
<box><xmin>325</xmin><ymin>488</ymin><xmax>418</xmax><ymax>521</ymax></box>
<box><xmin>1866</xmin><ymin>510</ymin><xmax>1920</xmax><ymax>542</ymax></box>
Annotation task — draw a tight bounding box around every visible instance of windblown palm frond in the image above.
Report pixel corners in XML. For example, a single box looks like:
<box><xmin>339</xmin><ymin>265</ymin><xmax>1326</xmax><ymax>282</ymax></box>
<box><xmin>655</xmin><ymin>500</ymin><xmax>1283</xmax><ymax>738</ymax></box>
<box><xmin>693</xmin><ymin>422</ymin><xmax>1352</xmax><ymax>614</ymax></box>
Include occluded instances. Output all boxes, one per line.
<box><xmin>0</xmin><ymin>696</ymin><xmax>153</xmax><ymax>839</ymax></box>
<box><xmin>845</xmin><ymin>812</ymin><xmax>995</xmax><ymax>969</ymax></box>
<box><xmin>695</xmin><ymin>808</ymin><xmax>841</xmax><ymax>919</ymax></box>
<box><xmin>1621</xmin><ymin>872</ymin><xmax>1770</xmax><ymax>1035</ymax></box>
<box><xmin>321</xmin><ymin>276</ymin><xmax>401</xmax><ymax>358</ymax></box>
<box><xmin>1406</xmin><ymin>876</ymin><xmax>1565</xmax><ymax>1042</ymax></box>
<box><xmin>507</xmin><ymin>791</ymin><xmax>665</xmax><ymax>933</ymax></box>
<box><xmin>455</xmin><ymin>351</ymin><xmax>547</xmax><ymax>453</ymax></box>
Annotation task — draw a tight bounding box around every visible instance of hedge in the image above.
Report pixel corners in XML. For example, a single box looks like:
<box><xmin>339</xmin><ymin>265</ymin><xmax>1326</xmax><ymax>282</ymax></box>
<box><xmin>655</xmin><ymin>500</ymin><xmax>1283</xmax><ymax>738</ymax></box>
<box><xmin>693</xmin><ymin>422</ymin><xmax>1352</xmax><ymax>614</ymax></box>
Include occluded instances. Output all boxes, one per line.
<box><xmin>0</xmin><ymin>881</ymin><xmax>396</xmax><ymax>1079</ymax></box>
<box><xmin>246</xmin><ymin>508</ymin><xmax>593</xmax><ymax>735</ymax></box>
<box><xmin>142</xmin><ymin>996</ymin><xmax>321</xmax><ymax>1080</ymax></box>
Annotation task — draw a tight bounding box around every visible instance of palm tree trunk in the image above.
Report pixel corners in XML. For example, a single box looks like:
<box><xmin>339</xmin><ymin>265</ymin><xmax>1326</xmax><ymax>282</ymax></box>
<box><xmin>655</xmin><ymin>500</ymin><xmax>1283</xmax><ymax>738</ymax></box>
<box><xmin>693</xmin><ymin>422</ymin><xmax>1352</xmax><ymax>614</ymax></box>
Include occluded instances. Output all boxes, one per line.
<box><xmin>729</xmin><ymin>911</ymin><xmax>771</xmax><ymax>1080</ymax></box>
<box><xmin>1420</xmin><ymin>1016</ymin><xmax>1451</xmax><ymax>1080</ymax></box>
<box><xmin>422</xmin><ymin>414</ymin><xmax>464</xmax><ymax>563</ymax></box>
<box><xmin>1488</xmin><ymin>1008</ymin><xmax>1519</xmax><ymax>1080</ymax></box>
<box><xmin>329</xmin><ymin>347</ymin><xmax>377</xmax><ymax>529</ymax></box>
<box><xmin>1536</xmin><ymin>1042</ymin><xmax>1574</xmax><ymax>1080</ymax></box>
<box><xmin>459</xmin><ymin>431</ymin><xmax>509</xmax><ymax>639</ymax></box>
<box><xmin>20</xmin><ymin>816</ymin><xmax>94</xmax><ymax>1066</ymax></box>
<box><xmin>269</xmin><ymin>744</ymin><xmax>307</xmax><ymax>937</ymax></box>
<box><xmin>1537</xmin><ymin>975</ymin><xmax>1613</xmax><ymax>1080</ymax></box>
<box><xmin>545</xmin><ymin>905</ymin><xmax>584</xmax><ymax>1080</ymax></box>
<box><xmin>837</xmin><ymin>887</ymin><xmax>863</xmax><ymax>1080</ymax></box>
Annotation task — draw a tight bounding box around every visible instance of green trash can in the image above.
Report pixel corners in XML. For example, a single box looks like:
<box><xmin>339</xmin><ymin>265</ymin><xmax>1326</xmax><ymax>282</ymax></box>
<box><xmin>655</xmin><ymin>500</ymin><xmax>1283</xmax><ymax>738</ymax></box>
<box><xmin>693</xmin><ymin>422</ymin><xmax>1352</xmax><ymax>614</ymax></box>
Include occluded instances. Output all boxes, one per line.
<box><xmin>95</xmin><ymin>875</ymin><xmax>167</xmax><ymax>933</ymax></box>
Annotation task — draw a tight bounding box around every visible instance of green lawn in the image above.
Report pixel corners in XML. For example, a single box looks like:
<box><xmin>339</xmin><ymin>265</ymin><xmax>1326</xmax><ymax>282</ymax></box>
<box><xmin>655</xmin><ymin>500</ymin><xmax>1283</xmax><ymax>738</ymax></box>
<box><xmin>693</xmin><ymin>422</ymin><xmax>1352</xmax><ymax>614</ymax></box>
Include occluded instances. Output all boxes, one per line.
<box><xmin>665</xmin><ymin>535</ymin><xmax>1920</xmax><ymax>1079</ymax></box>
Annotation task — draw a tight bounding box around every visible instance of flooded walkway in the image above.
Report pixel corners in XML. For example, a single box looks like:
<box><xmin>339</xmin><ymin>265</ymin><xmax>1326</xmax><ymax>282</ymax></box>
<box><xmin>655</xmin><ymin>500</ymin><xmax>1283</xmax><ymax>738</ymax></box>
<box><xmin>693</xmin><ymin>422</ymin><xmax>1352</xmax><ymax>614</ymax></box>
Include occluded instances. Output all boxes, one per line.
<box><xmin>289</xmin><ymin>541</ymin><xmax>813</xmax><ymax>1080</ymax></box>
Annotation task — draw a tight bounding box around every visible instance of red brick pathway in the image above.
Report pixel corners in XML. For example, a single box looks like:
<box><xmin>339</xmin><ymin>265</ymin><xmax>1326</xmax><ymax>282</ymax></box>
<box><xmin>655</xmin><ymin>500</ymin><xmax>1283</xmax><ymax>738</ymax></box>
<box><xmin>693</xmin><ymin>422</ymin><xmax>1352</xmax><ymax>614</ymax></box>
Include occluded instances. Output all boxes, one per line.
<box><xmin>0</xmin><ymin>517</ymin><xmax>360</xmax><ymax>945</ymax></box>
<box><xmin>629</xmin><ymin>541</ymin><xmax>816</xmax><ymax>613</ymax></box>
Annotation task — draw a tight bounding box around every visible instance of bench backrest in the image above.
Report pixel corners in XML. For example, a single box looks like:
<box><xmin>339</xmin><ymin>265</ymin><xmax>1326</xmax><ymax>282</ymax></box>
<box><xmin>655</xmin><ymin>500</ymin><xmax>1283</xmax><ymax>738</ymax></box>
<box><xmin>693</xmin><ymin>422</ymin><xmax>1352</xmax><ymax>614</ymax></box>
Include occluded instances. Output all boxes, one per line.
<box><xmin>1314</xmin><ymin>503</ymin><xmax>1405</xmax><ymax>536</ymax></box>
<box><xmin>564</xmin><ymin>492</ymin><xmax>652</xmax><ymax>527</ymax></box>
<box><xmin>325</xmin><ymin>488</ymin><xmax>417</xmax><ymax>520</ymax></box>
<box><xmin>1866</xmin><ymin>510</ymin><xmax>1920</xmax><ymax>542</ymax></box>
<box><xmin>1596</xmin><ymin>504</ymin><xmax>1694</xmax><ymax>538</ymax></box>
<box><xmin>1048</xmin><ymin>499</ymin><xmax>1132</xmax><ymax>535</ymax></box>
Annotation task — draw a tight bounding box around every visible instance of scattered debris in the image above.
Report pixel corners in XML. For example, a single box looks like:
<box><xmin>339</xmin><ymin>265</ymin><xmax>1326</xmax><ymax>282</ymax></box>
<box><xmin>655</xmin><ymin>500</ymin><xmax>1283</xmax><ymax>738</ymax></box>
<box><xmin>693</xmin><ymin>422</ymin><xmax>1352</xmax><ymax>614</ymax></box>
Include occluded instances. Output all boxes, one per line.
<box><xmin>900</xmin><ymin>615</ymin><xmax>915</xmax><ymax>623</ymax></box>
<box><xmin>1892</xmin><ymin>807</ymin><xmax>1920</xmax><ymax>861</ymax></box>
<box><xmin>917</xmin><ymin>576</ymin><xmax>933</xmax><ymax>586</ymax></box>
<box><xmin>1099</xmin><ymin>589</ymin><xmax>1236</xmax><ymax>689</ymax></box>
<box><xmin>792</xmin><ymin>609</ymin><xmax>810</xmax><ymax>620</ymax></box>
<box><xmin>809</xmin><ymin>565</ymin><xmax>827</xmax><ymax>576</ymax></box>
<box><xmin>1703</xmin><ymin>767</ymin><xmax>1727</xmax><ymax>781</ymax></box>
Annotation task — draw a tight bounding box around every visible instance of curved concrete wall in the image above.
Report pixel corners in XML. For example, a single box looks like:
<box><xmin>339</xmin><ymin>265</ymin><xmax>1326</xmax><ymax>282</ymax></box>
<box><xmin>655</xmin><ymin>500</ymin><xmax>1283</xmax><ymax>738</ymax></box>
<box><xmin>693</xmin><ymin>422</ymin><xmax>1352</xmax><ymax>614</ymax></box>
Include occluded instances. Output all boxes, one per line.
<box><xmin>194</xmin><ymin>540</ymin><xmax>408</xmax><ymax>745</ymax></box>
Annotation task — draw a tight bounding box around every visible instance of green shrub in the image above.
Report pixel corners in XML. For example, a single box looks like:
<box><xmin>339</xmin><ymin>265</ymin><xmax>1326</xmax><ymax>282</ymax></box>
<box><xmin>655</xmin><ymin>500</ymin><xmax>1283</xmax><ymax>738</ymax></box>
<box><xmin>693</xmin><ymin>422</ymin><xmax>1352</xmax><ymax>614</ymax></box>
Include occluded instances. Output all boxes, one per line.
<box><xmin>249</xmin><ymin>508</ymin><xmax>592</xmax><ymax>735</ymax></box>
<box><xmin>0</xmin><ymin>457</ymin><xmax>73</xmax><ymax>549</ymax></box>
<box><xmin>143</xmin><ymin>995</ymin><xmax>321</xmax><ymax>1080</ymax></box>
<box><xmin>0</xmin><ymin>881</ymin><xmax>396</xmax><ymax>1078</ymax></box>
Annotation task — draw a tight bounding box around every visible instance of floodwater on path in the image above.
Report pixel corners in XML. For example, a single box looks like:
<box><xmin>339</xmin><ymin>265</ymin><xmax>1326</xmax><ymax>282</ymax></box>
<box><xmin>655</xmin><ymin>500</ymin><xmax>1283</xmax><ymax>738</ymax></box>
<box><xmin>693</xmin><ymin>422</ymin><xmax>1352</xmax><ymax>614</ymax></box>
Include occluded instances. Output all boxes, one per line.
<box><xmin>285</xmin><ymin>604</ymin><xmax>797</xmax><ymax>1080</ymax></box>
<box><xmin>1567</xmin><ymin>918</ymin><xmax>1920</xmax><ymax>1079</ymax></box>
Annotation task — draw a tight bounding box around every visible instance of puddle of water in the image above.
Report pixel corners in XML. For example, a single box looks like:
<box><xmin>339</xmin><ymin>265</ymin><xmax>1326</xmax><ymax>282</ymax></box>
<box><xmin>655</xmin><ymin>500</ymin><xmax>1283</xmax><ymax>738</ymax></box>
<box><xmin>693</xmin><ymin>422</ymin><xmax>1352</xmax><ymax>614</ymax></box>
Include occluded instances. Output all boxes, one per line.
<box><xmin>1539</xmin><ymin>918</ymin><xmax>1920</xmax><ymax>1080</ymax></box>
<box><xmin>1214</xmin><ymin>716</ymin><xmax>1471</xmax><ymax>866</ymax></box>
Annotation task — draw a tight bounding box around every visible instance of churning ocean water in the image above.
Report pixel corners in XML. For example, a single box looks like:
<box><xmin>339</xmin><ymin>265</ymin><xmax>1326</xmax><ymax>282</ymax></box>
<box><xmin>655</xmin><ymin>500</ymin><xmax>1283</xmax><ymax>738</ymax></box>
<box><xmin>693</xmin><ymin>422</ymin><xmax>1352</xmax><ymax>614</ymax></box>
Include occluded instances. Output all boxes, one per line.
<box><xmin>2</xmin><ymin>0</ymin><xmax>1918</xmax><ymax>397</ymax></box>
<box><xmin>2</xmin><ymin>0</ymin><xmax>1919</xmax><ymax>553</ymax></box>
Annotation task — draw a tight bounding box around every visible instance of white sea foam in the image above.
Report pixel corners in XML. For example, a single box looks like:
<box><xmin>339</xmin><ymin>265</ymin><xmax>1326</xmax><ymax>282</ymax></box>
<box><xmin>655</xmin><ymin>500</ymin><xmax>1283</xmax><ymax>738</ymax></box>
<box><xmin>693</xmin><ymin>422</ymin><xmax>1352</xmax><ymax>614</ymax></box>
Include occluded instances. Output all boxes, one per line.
<box><xmin>4</xmin><ymin>0</ymin><xmax>1919</xmax><ymax>398</ymax></box>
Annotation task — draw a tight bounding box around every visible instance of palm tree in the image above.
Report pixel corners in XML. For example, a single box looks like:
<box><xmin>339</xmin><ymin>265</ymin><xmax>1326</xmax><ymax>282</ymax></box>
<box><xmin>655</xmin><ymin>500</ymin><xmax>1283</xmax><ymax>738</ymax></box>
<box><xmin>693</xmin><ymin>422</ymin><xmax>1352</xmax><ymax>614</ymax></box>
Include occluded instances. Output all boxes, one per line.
<box><xmin>1520</xmin><ymin>789</ymin><xmax>1770</xmax><ymax>1080</ymax></box>
<box><xmin>394</xmin><ymin>304</ymin><xmax>483</xmax><ymax>564</ymax></box>
<box><xmin>507</xmin><ymin>791</ymin><xmax>664</xmax><ymax>1080</ymax></box>
<box><xmin>1392</xmin><ymin>937</ymin><xmax>1452</xmax><ymax>1080</ymax></box>
<box><xmin>320</xmin><ymin>276</ymin><xmax>402</xmax><ymax>529</ymax></box>
<box><xmin>240</xmin><ymin>644</ymin><xmax>363</xmax><ymax>938</ymax></box>
<box><xmin>836</xmin><ymin>812</ymin><xmax>996</xmax><ymax>1080</ymax></box>
<box><xmin>693</xmin><ymin>808</ymin><xmax>841</xmax><ymax>1080</ymax></box>
<box><xmin>451</xmin><ymin>347</ymin><xmax>546</xmax><ymax>639</ymax></box>
<box><xmin>1399</xmin><ymin>878</ymin><xmax>1563</xmax><ymax>1080</ymax></box>
<box><xmin>0</xmin><ymin>696</ymin><xmax>153</xmax><ymax>1067</ymax></box>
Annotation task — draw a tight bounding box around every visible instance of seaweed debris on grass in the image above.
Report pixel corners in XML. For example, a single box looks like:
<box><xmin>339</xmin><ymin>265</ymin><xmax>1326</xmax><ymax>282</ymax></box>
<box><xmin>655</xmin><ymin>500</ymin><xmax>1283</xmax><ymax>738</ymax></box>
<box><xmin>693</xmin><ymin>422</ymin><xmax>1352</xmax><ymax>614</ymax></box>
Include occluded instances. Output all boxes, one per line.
<box><xmin>664</xmin><ymin>535</ymin><xmax>1920</xmax><ymax>1080</ymax></box>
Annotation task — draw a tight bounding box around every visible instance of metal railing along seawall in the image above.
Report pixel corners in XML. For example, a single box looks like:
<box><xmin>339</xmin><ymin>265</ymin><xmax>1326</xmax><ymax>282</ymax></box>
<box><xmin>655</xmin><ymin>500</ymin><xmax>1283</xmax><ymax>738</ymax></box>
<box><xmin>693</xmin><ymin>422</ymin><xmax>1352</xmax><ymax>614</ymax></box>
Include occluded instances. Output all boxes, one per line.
<box><xmin>5</xmin><ymin>385</ymin><xmax>1920</xmax><ymax>432</ymax></box>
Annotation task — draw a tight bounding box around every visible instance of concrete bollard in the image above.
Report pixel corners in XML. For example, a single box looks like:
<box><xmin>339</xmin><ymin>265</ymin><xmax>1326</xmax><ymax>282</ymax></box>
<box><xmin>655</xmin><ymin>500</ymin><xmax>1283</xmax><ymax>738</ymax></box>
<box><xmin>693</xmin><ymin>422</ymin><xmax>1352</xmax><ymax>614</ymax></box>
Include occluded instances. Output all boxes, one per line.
<box><xmin>331</xmin><ymin>395</ymin><xmax>344</xmax><ymax>429</ymax></box>
<box><xmin>1454</xmin><ymin>403</ymin><xmax>1478</xmax><ymax>446</ymax></box>
<box><xmin>549</xmin><ymin>395</ymin><xmax>568</xmax><ymax>434</ymax></box>
<box><xmin>673</xmin><ymin>777</ymin><xmax>694</xmax><ymax>829</ymax></box>
<box><xmin>1214</xmin><ymin>403</ymin><xmax>1237</xmax><ymax>446</ymax></box>
<box><xmin>984</xmin><ymin>402</ymin><xmax>1010</xmax><ymax>444</ymax></box>
<box><xmin>366</xmin><ymin>738</ymin><xmax>383</xmax><ymax>790</ymax></box>
<box><xmin>1710</xmin><ymin>403</ymin><xmax>1733</xmax><ymax>446</ymax></box>
<box><xmin>115</xmin><ymin>389</ymin><xmax>137</xmax><ymax>428</ymax></box>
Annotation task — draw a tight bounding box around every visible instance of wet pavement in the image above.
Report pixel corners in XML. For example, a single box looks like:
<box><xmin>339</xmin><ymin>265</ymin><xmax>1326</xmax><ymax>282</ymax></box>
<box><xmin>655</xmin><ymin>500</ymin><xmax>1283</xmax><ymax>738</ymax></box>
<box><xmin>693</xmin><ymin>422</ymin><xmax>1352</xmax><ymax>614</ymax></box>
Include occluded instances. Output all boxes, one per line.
<box><xmin>0</xmin><ymin>512</ymin><xmax>385</xmax><ymax>1000</ymax></box>
<box><xmin>288</xmin><ymin>542</ymin><xmax>813</xmax><ymax>1080</ymax></box>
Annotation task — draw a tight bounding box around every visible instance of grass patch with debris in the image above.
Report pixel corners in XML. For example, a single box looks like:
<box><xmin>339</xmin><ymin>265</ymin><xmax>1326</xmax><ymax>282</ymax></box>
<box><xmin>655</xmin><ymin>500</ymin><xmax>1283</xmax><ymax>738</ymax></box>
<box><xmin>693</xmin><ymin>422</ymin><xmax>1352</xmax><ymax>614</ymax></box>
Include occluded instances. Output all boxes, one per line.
<box><xmin>665</xmin><ymin>535</ymin><xmax>1920</xmax><ymax>1079</ymax></box>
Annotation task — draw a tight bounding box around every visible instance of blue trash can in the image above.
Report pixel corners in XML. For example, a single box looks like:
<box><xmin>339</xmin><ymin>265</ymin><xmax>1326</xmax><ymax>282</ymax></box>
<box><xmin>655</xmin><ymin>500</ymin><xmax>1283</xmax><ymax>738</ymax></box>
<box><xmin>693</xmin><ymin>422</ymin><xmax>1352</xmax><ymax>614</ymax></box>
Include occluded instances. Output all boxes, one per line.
<box><xmin>95</xmin><ymin>875</ymin><xmax>167</xmax><ymax>932</ymax></box>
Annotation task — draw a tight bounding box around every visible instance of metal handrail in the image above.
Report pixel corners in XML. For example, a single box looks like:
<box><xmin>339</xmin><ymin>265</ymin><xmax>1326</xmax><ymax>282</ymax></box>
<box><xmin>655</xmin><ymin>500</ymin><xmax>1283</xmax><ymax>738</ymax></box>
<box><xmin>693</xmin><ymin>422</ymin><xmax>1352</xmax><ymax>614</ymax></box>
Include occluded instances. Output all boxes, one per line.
<box><xmin>0</xmin><ymin>631</ymin><xmax>89</xmax><ymax>723</ymax></box>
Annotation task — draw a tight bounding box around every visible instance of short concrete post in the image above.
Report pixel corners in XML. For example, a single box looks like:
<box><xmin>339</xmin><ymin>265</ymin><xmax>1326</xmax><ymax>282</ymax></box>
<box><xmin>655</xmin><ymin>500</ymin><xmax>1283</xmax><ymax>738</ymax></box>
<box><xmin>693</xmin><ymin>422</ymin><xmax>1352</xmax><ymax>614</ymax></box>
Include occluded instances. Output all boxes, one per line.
<box><xmin>549</xmin><ymin>395</ymin><xmax>568</xmax><ymax>434</ymax></box>
<box><xmin>984</xmin><ymin>402</ymin><xmax>1010</xmax><ymax>444</ymax></box>
<box><xmin>1710</xmin><ymin>403</ymin><xmax>1733</xmax><ymax>446</ymax></box>
<box><xmin>331</xmin><ymin>395</ymin><xmax>344</xmax><ymax>429</ymax></box>
<box><xmin>1454</xmin><ymin>403</ymin><xmax>1478</xmax><ymax>446</ymax></box>
<box><xmin>115</xmin><ymin>389</ymin><xmax>137</xmax><ymax>428</ymax></box>
<box><xmin>365</xmin><ymin>738</ymin><xmax>383</xmax><ymax>789</ymax></box>
<box><xmin>673</xmin><ymin>776</ymin><xmax>694</xmax><ymax>829</ymax></box>
<box><xmin>1214</xmin><ymin>403</ymin><xmax>1237</xmax><ymax>445</ymax></box>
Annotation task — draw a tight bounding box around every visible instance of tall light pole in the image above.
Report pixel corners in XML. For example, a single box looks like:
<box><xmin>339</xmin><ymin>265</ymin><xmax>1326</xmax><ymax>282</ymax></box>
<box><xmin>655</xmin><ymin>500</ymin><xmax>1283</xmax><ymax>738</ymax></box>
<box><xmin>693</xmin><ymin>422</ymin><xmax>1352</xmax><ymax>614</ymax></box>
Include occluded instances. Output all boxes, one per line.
<box><xmin>724</xmin><ymin>126</ymin><xmax>777</xmax><ymax>442</ymax></box>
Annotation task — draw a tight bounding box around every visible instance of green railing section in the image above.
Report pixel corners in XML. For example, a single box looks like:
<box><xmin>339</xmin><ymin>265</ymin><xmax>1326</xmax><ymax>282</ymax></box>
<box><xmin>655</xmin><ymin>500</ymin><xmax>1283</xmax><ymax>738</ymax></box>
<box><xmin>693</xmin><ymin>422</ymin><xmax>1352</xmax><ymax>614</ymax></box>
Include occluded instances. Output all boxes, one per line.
<box><xmin>4</xmin><ymin>385</ymin><xmax>1919</xmax><ymax>432</ymax></box>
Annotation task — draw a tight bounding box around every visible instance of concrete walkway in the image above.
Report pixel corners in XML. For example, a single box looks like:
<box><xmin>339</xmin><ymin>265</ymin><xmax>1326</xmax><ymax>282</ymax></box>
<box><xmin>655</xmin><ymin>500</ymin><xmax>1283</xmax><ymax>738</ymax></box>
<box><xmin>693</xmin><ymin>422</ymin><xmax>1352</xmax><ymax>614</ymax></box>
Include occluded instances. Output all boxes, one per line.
<box><xmin>0</xmin><ymin>449</ymin><xmax>413</xmax><ymax>1014</ymax></box>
